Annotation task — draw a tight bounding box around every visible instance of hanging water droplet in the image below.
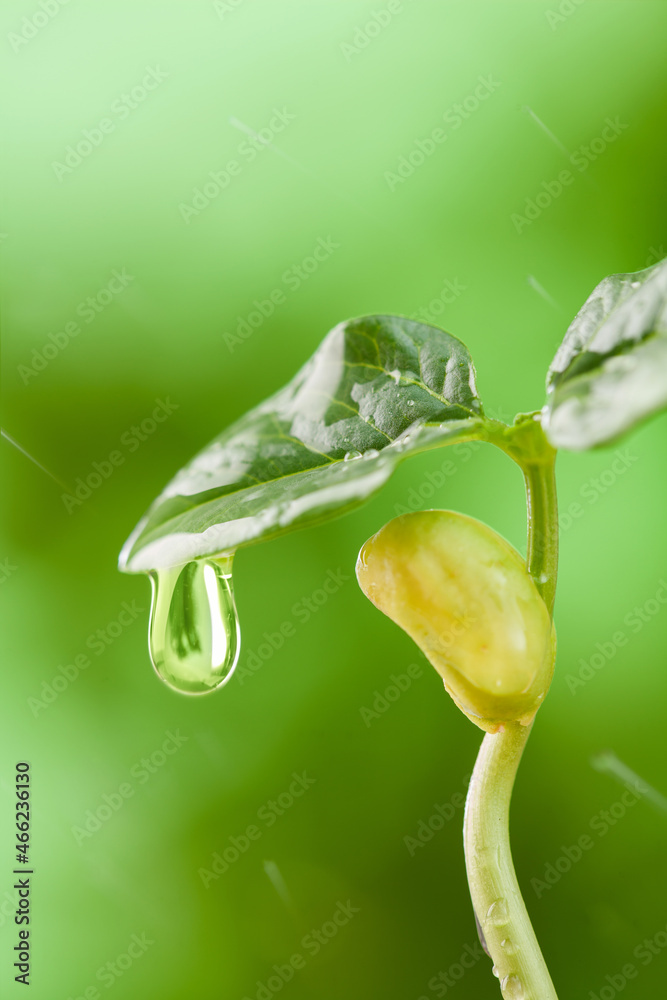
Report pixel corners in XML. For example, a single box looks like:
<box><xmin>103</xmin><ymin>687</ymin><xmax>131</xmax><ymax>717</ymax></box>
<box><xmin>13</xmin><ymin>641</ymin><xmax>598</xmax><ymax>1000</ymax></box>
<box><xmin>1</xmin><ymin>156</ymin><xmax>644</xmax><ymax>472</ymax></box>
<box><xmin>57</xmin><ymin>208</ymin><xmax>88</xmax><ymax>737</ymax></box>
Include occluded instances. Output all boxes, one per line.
<box><xmin>500</xmin><ymin>973</ymin><xmax>525</xmax><ymax>999</ymax></box>
<box><xmin>492</xmin><ymin>964</ymin><xmax>500</xmax><ymax>978</ymax></box>
<box><xmin>486</xmin><ymin>899</ymin><xmax>510</xmax><ymax>926</ymax></box>
<box><xmin>148</xmin><ymin>556</ymin><xmax>240</xmax><ymax>695</ymax></box>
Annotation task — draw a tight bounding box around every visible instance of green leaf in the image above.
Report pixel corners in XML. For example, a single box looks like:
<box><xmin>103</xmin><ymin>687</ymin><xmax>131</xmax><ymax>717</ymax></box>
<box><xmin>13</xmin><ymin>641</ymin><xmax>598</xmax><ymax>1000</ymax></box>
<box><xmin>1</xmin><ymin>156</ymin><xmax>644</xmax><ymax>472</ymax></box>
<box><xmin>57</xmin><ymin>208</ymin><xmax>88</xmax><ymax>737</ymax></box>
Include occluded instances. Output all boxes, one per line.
<box><xmin>119</xmin><ymin>315</ymin><xmax>488</xmax><ymax>572</ymax></box>
<box><xmin>543</xmin><ymin>258</ymin><xmax>667</xmax><ymax>450</ymax></box>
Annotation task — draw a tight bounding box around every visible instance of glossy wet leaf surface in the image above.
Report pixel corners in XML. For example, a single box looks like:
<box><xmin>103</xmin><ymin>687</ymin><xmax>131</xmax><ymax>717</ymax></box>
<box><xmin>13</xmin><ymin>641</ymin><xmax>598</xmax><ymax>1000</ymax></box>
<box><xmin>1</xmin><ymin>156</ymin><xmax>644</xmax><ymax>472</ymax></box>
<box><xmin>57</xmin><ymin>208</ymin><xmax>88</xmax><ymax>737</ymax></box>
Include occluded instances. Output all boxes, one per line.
<box><xmin>543</xmin><ymin>258</ymin><xmax>667</xmax><ymax>450</ymax></box>
<box><xmin>120</xmin><ymin>315</ymin><xmax>486</xmax><ymax>571</ymax></box>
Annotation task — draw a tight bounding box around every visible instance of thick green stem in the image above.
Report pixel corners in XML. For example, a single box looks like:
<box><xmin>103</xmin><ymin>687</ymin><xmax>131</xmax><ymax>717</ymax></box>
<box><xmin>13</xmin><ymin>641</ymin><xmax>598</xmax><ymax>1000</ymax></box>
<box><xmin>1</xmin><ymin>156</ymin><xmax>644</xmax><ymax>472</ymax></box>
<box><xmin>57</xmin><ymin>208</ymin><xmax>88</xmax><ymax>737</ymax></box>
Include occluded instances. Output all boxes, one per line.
<box><xmin>463</xmin><ymin>427</ymin><xmax>559</xmax><ymax>999</ymax></box>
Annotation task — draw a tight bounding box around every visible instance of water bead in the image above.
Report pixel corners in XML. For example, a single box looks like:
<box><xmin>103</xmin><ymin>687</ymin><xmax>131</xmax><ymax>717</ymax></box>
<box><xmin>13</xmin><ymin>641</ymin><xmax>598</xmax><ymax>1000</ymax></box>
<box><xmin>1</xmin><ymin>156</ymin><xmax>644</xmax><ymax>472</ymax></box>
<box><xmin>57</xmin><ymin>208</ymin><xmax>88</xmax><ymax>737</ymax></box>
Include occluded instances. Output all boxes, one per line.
<box><xmin>486</xmin><ymin>899</ymin><xmax>510</xmax><ymax>927</ymax></box>
<box><xmin>148</xmin><ymin>557</ymin><xmax>240</xmax><ymax>695</ymax></box>
<box><xmin>500</xmin><ymin>974</ymin><xmax>525</xmax><ymax>999</ymax></box>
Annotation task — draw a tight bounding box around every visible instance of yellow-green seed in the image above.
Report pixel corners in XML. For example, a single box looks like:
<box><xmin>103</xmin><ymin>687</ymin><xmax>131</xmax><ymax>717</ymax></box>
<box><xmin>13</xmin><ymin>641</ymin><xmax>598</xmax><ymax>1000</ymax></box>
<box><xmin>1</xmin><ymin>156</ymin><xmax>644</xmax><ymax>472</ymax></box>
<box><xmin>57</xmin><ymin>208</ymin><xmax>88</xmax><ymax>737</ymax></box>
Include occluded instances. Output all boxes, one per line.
<box><xmin>356</xmin><ymin>510</ymin><xmax>555</xmax><ymax>733</ymax></box>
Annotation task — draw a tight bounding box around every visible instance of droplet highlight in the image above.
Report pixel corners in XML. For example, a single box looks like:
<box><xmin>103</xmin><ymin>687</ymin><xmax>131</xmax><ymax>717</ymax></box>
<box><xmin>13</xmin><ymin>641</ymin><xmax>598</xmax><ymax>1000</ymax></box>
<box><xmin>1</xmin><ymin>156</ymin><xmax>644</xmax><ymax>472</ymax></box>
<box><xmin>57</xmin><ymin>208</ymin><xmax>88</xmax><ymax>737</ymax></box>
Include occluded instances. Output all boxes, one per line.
<box><xmin>486</xmin><ymin>899</ymin><xmax>510</xmax><ymax>927</ymax></box>
<box><xmin>148</xmin><ymin>556</ymin><xmax>240</xmax><ymax>695</ymax></box>
<box><xmin>501</xmin><ymin>973</ymin><xmax>525</xmax><ymax>999</ymax></box>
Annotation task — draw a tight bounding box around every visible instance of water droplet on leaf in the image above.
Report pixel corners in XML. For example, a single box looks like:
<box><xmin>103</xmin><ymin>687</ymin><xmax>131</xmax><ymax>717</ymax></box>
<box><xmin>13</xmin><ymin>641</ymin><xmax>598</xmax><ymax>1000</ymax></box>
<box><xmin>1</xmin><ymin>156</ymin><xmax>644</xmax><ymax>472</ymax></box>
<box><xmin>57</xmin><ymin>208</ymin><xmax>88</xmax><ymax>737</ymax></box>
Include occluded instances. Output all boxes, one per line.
<box><xmin>148</xmin><ymin>556</ymin><xmax>240</xmax><ymax>695</ymax></box>
<box><xmin>630</xmin><ymin>280</ymin><xmax>641</xmax><ymax>288</ymax></box>
<box><xmin>343</xmin><ymin>450</ymin><xmax>362</xmax><ymax>461</ymax></box>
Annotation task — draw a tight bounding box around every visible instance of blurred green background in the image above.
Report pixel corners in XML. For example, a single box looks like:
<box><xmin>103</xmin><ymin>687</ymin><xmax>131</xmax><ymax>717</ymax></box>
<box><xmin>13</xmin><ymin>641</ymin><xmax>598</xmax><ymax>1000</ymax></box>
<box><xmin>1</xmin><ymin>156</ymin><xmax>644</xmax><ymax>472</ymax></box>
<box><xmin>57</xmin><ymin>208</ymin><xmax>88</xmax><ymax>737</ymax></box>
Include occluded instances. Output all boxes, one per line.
<box><xmin>2</xmin><ymin>1</ymin><xmax>667</xmax><ymax>997</ymax></box>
